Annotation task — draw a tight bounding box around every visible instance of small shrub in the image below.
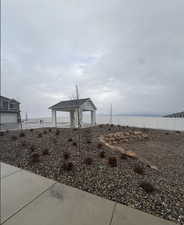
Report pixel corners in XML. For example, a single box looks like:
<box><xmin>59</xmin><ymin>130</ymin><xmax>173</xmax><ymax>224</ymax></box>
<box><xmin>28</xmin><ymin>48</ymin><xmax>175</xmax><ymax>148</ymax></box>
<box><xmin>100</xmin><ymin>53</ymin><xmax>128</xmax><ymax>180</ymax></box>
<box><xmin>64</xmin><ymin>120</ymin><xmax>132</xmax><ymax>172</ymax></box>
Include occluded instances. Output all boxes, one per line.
<box><xmin>134</xmin><ymin>166</ymin><xmax>144</xmax><ymax>175</ymax></box>
<box><xmin>19</xmin><ymin>132</ymin><xmax>25</xmax><ymax>137</ymax></box>
<box><xmin>30</xmin><ymin>129</ymin><xmax>34</xmax><ymax>132</ymax></box>
<box><xmin>99</xmin><ymin>151</ymin><xmax>105</xmax><ymax>158</ymax></box>
<box><xmin>42</xmin><ymin>148</ymin><xmax>49</xmax><ymax>155</ymax></box>
<box><xmin>176</xmin><ymin>131</ymin><xmax>181</xmax><ymax>134</ymax></box>
<box><xmin>85</xmin><ymin>157</ymin><xmax>93</xmax><ymax>165</ymax></box>
<box><xmin>97</xmin><ymin>143</ymin><xmax>103</xmax><ymax>149</ymax></box>
<box><xmin>99</xmin><ymin>124</ymin><xmax>103</xmax><ymax>128</ymax></box>
<box><xmin>48</xmin><ymin>128</ymin><xmax>52</xmax><ymax>132</ymax></box>
<box><xmin>31</xmin><ymin>153</ymin><xmax>40</xmax><ymax>163</ymax></box>
<box><xmin>139</xmin><ymin>182</ymin><xmax>155</xmax><ymax>193</ymax></box>
<box><xmin>37</xmin><ymin>133</ymin><xmax>42</xmax><ymax>138</ymax></box>
<box><xmin>21</xmin><ymin>141</ymin><xmax>26</xmax><ymax>147</ymax></box>
<box><xmin>120</xmin><ymin>154</ymin><xmax>128</xmax><ymax>160</ymax></box>
<box><xmin>165</xmin><ymin>132</ymin><xmax>169</xmax><ymax>135</ymax></box>
<box><xmin>87</xmin><ymin>140</ymin><xmax>91</xmax><ymax>144</ymax></box>
<box><xmin>43</xmin><ymin>130</ymin><xmax>47</xmax><ymax>135</ymax></box>
<box><xmin>55</xmin><ymin>129</ymin><xmax>60</xmax><ymax>135</ymax></box>
<box><xmin>110</xmin><ymin>124</ymin><xmax>114</xmax><ymax>127</ymax></box>
<box><xmin>68</xmin><ymin>138</ymin><xmax>73</xmax><ymax>142</ymax></box>
<box><xmin>11</xmin><ymin>135</ymin><xmax>17</xmax><ymax>141</ymax></box>
<box><xmin>73</xmin><ymin>128</ymin><xmax>78</xmax><ymax>131</ymax></box>
<box><xmin>108</xmin><ymin>128</ymin><xmax>111</xmax><ymax>131</ymax></box>
<box><xmin>30</xmin><ymin>145</ymin><xmax>35</xmax><ymax>152</ymax></box>
<box><xmin>0</xmin><ymin>132</ymin><xmax>4</xmax><ymax>136</ymax></box>
<box><xmin>63</xmin><ymin>152</ymin><xmax>70</xmax><ymax>160</ymax></box>
<box><xmin>63</xmin><ymin>162</ymin><xmax>73</xmax><ymax>171</ymax></box>
<box><xmin>108</xmin><ymin>157</ymin><xmax>117</xmax><ymax>167</ymax></box>
<box><xmin>72</xmin><ymin>142</ymin><xmax>77</xmax><ymax>147</ymax></box>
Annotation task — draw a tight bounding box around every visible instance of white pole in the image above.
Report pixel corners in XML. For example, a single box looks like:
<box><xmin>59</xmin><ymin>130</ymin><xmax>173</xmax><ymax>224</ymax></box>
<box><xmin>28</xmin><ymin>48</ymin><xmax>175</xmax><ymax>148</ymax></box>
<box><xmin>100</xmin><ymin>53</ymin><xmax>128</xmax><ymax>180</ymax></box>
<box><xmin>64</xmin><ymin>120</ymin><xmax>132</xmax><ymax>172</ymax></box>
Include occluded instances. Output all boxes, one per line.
<box><xmin>76</xmin><ymin>85</ymin><xmax>81</xmax><ymax>128</ymax></box>
<box><xmin>52</xmin><ymin>110</ymin><xmax>57</xmax><ymax>127</ymax></box>
<box><xmin>110</xmin><ymin>104</ymin><xmax>112</xmax><ymax>124</ymax></box>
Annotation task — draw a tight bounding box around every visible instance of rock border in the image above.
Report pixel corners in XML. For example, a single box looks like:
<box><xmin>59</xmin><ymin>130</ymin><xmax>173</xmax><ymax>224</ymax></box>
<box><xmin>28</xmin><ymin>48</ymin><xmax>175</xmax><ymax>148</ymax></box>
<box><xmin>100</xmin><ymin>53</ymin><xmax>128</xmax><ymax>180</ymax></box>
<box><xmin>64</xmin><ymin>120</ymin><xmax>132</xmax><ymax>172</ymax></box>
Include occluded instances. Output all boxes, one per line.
<box><xmin>99</xmin><ymin>134</ymin><xmax>158</xmax><ymax>171</ymax></box>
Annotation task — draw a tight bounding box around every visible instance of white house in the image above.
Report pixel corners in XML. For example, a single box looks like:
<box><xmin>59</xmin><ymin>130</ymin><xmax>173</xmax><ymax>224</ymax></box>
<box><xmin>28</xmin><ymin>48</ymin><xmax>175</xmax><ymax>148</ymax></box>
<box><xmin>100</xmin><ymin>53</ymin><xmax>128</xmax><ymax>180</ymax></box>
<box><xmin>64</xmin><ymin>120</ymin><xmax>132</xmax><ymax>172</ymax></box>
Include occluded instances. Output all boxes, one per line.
<box><xmin>0</xmin><ymin>96</ymin><xmax>21</xmax><ymax>125</ymax></box>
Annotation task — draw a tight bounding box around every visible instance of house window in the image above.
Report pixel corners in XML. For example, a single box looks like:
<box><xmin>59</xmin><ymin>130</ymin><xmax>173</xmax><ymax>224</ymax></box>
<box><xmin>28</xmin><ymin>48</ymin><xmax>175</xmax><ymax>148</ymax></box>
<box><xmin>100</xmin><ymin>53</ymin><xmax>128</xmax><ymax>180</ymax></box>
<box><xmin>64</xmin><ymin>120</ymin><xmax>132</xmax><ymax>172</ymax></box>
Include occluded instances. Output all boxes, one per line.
<box><xmin>3</xmin><ymin>101</ymin><xmax>8</xmax><ymax>110</ymax></box>
<box><xmin>10</xmin><ymin>103</ymin><xmax>15</xmax><ymax>109</ymax></box>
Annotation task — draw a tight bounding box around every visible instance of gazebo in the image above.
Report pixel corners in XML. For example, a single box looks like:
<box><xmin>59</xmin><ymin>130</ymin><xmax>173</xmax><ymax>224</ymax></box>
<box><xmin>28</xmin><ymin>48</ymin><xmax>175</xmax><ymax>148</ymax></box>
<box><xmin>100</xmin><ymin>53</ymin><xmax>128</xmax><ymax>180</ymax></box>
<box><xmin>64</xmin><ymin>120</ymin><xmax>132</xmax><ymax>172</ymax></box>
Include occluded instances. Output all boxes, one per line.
<box><xmin>49</xmin><ymin>98</ymin><xmax>97</xmax><ymax>128</ymax></box>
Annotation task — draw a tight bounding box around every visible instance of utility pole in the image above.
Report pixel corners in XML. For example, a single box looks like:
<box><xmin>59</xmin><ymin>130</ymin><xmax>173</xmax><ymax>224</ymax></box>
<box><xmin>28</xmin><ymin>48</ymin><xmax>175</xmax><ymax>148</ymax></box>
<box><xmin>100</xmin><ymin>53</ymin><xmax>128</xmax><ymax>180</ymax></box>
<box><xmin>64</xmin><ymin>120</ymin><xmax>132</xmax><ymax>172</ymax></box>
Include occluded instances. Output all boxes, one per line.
<box><xmin>75</xmin><ymin>85</ymin><xmax>81</xmax><ymax>128</ymax></box>
<box><xmin>75</xmin><ymin>85</ymin><xmax>83</xmax><ymax>170</ymax></box>
<box><xmin>110</xmin><ymin>103</ymin><xmax>113</xmax><ymax>124</ymax></box>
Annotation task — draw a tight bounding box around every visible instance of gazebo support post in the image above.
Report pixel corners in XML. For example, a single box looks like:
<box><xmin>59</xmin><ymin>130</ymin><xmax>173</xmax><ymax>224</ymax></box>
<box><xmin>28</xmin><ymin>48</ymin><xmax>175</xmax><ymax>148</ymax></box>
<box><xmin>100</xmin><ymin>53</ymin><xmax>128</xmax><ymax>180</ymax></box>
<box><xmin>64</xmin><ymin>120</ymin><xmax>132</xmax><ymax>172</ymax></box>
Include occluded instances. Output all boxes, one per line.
<box><xmin>52</xmin><ymin>110</ymin><xmax>57</xmax><ymax>127</ymax></box>
<box><xmin>91</xmin><ymin>110</ymin><xmax>96</xmax><ymax>126</ymax></box>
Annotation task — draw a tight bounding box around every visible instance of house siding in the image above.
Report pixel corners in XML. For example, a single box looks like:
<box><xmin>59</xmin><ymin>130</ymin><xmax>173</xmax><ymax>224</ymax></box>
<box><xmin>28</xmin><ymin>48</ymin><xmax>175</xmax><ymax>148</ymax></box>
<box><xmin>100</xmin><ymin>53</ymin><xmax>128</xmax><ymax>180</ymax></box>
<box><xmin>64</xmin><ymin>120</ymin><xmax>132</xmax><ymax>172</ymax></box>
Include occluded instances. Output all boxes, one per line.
<box><xmin>0</xmin><ymin>96</ymin><xmax>21</xmax><ymax>125</ymax></box>
<box><xmin>0</xmin><ymin>112</ymin><xmax>18</xmax><ymax>123</ymax></box>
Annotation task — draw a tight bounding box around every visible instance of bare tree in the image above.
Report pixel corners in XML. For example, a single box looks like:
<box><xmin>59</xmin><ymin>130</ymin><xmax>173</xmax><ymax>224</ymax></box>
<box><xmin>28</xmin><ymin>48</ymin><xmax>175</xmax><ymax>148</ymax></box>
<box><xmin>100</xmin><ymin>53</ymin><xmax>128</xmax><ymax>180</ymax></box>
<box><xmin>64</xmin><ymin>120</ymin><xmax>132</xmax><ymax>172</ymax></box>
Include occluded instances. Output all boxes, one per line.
<box><xmin>69</xmin><ymin>93</ymin><xmax>76</xmax><ymax>100</ymax></box>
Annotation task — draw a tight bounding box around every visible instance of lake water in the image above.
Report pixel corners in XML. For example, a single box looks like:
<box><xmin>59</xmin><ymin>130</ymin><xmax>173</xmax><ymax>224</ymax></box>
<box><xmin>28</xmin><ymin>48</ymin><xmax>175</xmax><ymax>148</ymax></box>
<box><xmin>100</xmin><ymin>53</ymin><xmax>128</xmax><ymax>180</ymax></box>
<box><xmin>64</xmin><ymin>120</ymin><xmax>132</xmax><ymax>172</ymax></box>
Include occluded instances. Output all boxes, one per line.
<box><xmin>3</xmin><ymin>115</ymin><xmax>183</xmax><ymax>131</ymax></box>
<box><xmin>97</xmin><ymin>115</ymin><xmax>184</xmax><ymax>131</ymax></box>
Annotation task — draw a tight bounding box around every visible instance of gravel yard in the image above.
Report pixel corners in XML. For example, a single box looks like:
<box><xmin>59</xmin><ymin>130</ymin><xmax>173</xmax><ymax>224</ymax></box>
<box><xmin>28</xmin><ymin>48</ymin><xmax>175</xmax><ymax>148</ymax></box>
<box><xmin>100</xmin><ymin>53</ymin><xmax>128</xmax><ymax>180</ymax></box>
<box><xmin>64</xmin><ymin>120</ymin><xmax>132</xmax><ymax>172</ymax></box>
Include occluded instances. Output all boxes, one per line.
<box><xmin>0</xmin><ymin>125</ymin><xmax>184</xmax><ymax>224</ymax></box>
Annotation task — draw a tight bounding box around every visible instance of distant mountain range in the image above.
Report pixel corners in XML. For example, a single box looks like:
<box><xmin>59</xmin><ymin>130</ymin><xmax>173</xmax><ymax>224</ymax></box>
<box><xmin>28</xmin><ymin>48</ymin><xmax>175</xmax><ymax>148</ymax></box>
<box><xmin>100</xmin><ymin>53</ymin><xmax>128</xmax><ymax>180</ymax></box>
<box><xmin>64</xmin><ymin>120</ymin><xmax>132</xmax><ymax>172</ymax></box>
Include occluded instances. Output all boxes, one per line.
<box><xmin>97</xmin><ymin>113</ymin><xmax>163</xmax><ymax>117</ymax></box>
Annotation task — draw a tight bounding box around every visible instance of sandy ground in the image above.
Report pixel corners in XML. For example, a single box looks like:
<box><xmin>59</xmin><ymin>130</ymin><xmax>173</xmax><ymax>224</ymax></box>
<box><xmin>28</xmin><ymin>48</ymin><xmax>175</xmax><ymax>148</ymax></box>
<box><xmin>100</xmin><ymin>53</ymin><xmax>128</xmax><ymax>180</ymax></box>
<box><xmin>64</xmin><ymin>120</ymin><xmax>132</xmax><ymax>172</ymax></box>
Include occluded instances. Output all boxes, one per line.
<box><xmin>0</xmin><ymin>125</ymin><xmax>184</xmax><ymax>224</ymax></box>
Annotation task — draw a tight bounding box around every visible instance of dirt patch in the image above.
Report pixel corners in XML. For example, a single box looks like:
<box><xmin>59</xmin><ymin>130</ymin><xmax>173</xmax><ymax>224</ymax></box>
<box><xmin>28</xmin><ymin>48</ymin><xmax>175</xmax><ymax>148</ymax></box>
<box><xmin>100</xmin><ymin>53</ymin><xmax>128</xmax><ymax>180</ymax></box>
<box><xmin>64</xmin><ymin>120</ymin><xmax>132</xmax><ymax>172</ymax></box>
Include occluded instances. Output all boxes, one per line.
<box><xmin>0</xmin><ymin>125</ymin><xmax>184</xmax><ymax>224</ymax></box>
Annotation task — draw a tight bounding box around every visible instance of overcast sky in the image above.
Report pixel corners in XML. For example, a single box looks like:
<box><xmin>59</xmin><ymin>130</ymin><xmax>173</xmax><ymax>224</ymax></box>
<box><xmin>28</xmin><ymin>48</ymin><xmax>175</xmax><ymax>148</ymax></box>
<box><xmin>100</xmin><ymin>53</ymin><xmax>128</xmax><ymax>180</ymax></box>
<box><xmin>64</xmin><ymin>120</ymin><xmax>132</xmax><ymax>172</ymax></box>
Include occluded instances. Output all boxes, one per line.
<box><xmin>1</xmin><ymin>0</ymin><xmax>184</xmax><ymax>118</ymax></box>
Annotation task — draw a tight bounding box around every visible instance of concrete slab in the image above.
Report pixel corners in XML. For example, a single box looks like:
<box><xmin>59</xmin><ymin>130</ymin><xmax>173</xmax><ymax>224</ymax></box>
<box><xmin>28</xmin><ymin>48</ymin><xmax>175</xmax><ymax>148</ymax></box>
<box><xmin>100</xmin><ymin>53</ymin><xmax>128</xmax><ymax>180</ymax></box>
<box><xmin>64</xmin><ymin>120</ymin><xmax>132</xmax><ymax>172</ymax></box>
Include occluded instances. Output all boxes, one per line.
<box><xmin>3</xmin><ymin>183</ymin><xmax>114</xmax><ymax>225</ymax></box>
<box><xmin>1</xmin><ymin>169</ymin><xmax>55</xmax><ymax>223</ymax></box>
<box><xmin>0</xmin><ymin>163</ymin><xmax>21</xmax><ymax>178</ymax></box>
<box><xmin>1</xmin><ymin>163</ymin><xmax>177</xmax><ymax>225</ymax></box>
<box><xmin>111</xmin><ymin>203</ymin><xmax>176</xmax><ymax>225</ymax></box>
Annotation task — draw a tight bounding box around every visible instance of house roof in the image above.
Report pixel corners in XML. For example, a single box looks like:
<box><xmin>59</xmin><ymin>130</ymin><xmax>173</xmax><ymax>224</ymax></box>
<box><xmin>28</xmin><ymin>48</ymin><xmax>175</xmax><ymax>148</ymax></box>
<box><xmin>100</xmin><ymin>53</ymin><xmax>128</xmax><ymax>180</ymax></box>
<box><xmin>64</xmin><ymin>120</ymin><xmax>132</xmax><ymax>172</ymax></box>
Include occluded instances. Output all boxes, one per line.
<box><xmin>49</xmin><ymin>98</ymin><xmax>97</xmax><ymax>110</ymax></box>
<box><xmin>0</xmin><ymin>96</ymin><xmax>20</xmax><ymax>104</ymax></box>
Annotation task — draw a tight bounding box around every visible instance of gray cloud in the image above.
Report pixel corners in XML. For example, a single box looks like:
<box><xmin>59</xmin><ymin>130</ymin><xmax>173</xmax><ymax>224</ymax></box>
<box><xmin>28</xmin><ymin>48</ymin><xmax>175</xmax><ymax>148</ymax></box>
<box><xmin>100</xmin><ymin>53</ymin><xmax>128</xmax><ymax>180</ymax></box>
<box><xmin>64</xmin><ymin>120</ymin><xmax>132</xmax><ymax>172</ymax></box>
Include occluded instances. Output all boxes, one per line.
<box><xmin>1</xmin><ymin>0</ymin><xmax>184</xmax><ymax>117</ymax></box>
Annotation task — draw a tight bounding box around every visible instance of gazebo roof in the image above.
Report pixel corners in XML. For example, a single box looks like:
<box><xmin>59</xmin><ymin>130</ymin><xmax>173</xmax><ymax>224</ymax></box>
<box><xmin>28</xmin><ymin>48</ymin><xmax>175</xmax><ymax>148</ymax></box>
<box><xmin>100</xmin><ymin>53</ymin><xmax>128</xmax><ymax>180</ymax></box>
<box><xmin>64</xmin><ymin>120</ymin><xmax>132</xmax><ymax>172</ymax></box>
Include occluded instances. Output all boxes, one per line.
<box><xmin>49</xmin><ymin>98</ymin><xmax>97</xmax><ymax>110</ymax></box>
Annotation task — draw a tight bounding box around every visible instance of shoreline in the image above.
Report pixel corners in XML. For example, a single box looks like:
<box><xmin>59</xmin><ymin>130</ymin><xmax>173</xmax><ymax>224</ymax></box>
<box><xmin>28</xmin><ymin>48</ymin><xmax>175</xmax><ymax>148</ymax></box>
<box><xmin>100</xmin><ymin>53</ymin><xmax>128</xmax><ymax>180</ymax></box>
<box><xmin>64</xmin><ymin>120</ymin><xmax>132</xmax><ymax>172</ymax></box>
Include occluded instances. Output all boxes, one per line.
<box><xmin>1</xmin><ymin>114</ymin><xmax>184</xmax><ymax>132</ymax></box>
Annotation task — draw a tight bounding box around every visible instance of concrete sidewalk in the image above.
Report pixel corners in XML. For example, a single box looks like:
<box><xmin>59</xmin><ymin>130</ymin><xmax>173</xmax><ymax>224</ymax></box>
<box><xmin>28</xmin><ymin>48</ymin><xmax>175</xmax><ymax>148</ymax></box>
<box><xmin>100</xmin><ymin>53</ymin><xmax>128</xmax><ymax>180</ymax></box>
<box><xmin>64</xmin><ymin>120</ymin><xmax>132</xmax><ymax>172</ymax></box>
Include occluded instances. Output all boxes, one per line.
<box><xmin>1</xmin><ymin>163</ymin><xmax>176</xmax><ymax>225</ymax></box>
